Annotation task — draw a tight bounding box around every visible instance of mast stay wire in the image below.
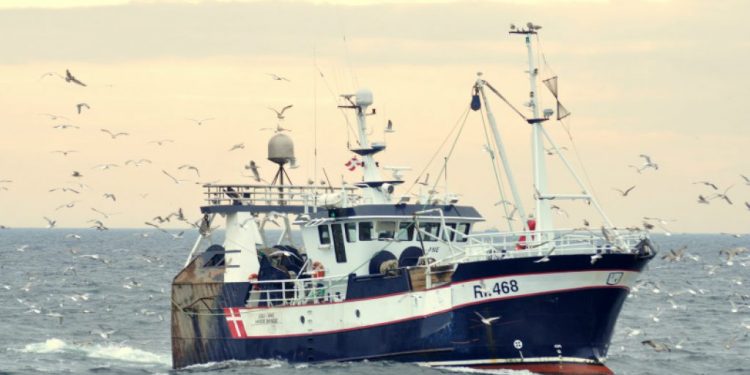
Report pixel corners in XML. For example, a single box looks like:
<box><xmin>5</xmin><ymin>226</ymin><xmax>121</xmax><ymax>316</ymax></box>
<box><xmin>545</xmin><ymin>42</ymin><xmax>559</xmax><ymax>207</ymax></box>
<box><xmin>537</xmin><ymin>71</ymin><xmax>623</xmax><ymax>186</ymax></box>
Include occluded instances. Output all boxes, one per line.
<box><xmin>483</xmin><ymin>81</ymin><xmax>528</xmax><ymax>122</ymax></box>
<box><xmin>534</xmin><ymin>34</ymin><xmax>603</xmax><ymax>215</ymax></box>
<box><xmin>427</xmin><ymin>105</ymin><xmax>472</xmax><ymax>202</ymax></box>
<box><xmin>314</xmin><ymin>64</ymin><xmax>358</xmax><ymax>147</ymax></box>
<box><xmin>404</xmin><ymin>106</ymin><xmax>470</xmax><ymax>196</ymax></box>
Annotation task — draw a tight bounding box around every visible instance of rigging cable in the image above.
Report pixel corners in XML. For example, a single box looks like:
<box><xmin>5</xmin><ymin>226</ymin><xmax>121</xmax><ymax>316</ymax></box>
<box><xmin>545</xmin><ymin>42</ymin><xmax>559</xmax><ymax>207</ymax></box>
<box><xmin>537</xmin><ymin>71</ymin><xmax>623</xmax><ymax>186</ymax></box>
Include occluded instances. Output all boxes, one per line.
<box><xmin>404</xmin><ymin>106</ymin><xmax>470</xmax><ymax>195</ymax></box>
<box><xmin>484</xmin><ymin>81</ymin><xmax>528</xmax><ymax>121</ymax></box>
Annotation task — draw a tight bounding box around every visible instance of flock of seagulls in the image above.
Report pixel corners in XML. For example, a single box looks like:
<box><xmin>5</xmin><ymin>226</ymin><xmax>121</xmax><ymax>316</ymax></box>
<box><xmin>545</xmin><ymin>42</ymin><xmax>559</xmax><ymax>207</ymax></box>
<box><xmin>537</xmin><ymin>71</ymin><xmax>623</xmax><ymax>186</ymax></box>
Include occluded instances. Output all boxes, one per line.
<box><xmin>0</xmin><ymin>68</ymin><xmax>299</xmax><ymax>233</ymax></box>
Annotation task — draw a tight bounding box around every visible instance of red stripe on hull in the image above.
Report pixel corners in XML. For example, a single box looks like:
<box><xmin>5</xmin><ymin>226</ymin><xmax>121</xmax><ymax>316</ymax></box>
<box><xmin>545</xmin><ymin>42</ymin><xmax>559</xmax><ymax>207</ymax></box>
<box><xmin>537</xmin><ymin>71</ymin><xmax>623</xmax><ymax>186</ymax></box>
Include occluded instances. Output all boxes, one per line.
<box><xmin>469</xmin><ymin>363</ymin><xmax>614</xmax><ymax>375</ymax></box>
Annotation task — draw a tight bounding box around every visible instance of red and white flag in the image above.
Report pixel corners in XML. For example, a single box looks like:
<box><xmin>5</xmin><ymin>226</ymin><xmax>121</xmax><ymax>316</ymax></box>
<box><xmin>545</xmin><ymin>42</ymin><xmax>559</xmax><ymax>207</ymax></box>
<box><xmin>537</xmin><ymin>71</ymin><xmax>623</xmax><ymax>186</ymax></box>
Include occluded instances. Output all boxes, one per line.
<box><xmin>224</xmin><ymin>307</ymin><xmax>247</xmax><ymax>338</ymax></box>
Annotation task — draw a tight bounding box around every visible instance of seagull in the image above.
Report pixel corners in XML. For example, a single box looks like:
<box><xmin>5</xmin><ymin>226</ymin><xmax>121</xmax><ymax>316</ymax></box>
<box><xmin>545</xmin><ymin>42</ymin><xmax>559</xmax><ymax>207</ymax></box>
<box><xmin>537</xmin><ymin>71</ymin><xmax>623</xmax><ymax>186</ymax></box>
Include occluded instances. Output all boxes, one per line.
<box><xmin>267</xmin><ymin>73</ymin><xmax>290</xmax><ymax>82</ymax></box>
<box><xmin>43</xmin><ymin>217</ymin><xmax>56</xmax><ymax>228</ymax></box>
<box><xmin>103</xmin><ymin>193</ymin><xmax>116</xmax><ymax>202</ymax></box>
<box><xmin>544</xmin><ymin>146</ymin><xmax>568</xmax><ymax>156</ymax></box>
<box><xmin>51</xmin><ymin>150</ymin><xmax>77</xmax><ymax>156</ymax></box>
<box><xmin>641</xmin><ymin>340</ymin><xmax>671</xmax><ymax>352</ymax></box>
<box><xmin>229</xmin><ymin>143</ymin><xmax>245</xmax><ymax>152</ymax></box>
<box><xmin>741</xmin><ymin>174</ymin><xmax>750</xmax><ymax>185</ymax></box>
<box><xmin>178</xmin><ymin>164</ymin><xmax>200</xmax><ymax>177</ymax></box>
<box><xmin>90</xmin><ymin>221</ymin><xmax>109</xmax><ymax>231</ymax></box>
<box><xmin>268</xmin><ymin>105</ymin><xmax>293</xmax><ymax>120</ymax></box>
<box><xmin>710</xmin><ymin>185</ymin><xmax>734</xmax><ymax>205</ymax></box>
<box><xmin>613</xmin><ymin>185</ymin><xmax>636</xmax><ymax>197</ymax></box>
<box><xmin>661</xmin><ymin>245</ymin><xmax>687</xmax><ymax>262</ymax></box>
<box><xmin>53</xmin><ymin>124</ymin><xmax>79</xmax><ymax>130</ymax></box>
<box><xmin>90</xmin><ymin>207</ymin><xmax>113</xmax><ymax>218</ymax></box>
<box><xmin>65</xmin><ymin>233</ymin><xmax>82</xmax><ymax>240</ymax></box>
<box><xmin>245</xmin><ymin>160</ymin><xmax>261</xmax><ymax>182</ymax></box>
<box><xmin>41</xmin><ymin>113</ymin><xmax>69</xmax><ymax>121</ymax></box>
<box><xmin>385</xmin><ymin>120</ymin><xmax>394</xmax><ymax>133</ymax></box>
<box><xmin>93</xmin><ymin>163</ymin><xmax>118</xmax><ymax>170</ymax></box>
<box><xmin>76</xmin><ymin>103</ymin><xmax>90</xmax><ymax>114</ymax></box>
<box><xmin>638</xmin><ymin>154</ymin><xmax>659</xmax><ymax>171</ymax></box>
<box><xmin>474</xmin><ymin>311</ymin><xmax>501</xmax><ymax>326</ymax></box>
<box><xmin>534</xmin><ymin>246</ymin><xmax>557</xmax><ymax>263</ymax></box>
<box><xmin>100</xmin><ymin>129</ymin><xmax>129</xmax><ymax>139</ymax></box>
<box><xmin>162</xmin><ymin>170</ymin><xmax>185</xmax><ymax>184</ymax></box>
<box><xmin>49</xmin><ymin>187</ymin><xmax>80</xmax><ymax>194</ymax></box>
<box><xmin>720</xmin><ymin>247</ymin><xmax>748</xmax><ymax>266</ymax></box>
<box><xmin>148</xmin><ymin>139</ymin><xmax>174</xmax><ymax>146</ymax></box>
<box><xmin>125</xmin><ymin>159</ymin><xmax>151</xmax><ymax>167</ymax></box>
<box><xmin>745</xmin><ymin>202</ymin><xmax>750</xmax><ymax>211</ymax></box>
<box><xmin>65</xmin><ymin>69</ymin><xmax>86</xmax><ymax>86</ymax></box>
<box><xmin>55</xmin><ymin>201</ymin><xmax>77</xmax><ymax>210</ymax></box>
<box><xmin>693</xmin><ymin>181</ymin><xmax>718</xmax><ymax>190</ymax></box>
<box><xmin>40</xmin><ymin>72</ymin><xmax>64</xmax><ymax>81</ymax></box>
<box><xmin>550</xmin><ymin>205</ymin><xmax>569</xmax><ymax>217</ymax></box>
<box><xmin>16</xmin><ymin>244</ymin><xmax>29</xmax><ymax>252</ymax></box>
<box><xmin>187</xmin><ymin>117</ymin><xmax>214</xmax><ymax>126</ymax></box>
<box><xmin>417</xmin><ymin>173</ymin><xmax>430</xmax><ymax>187</ymax></box>
<box><xmin>697</xmin><ymin>195</ymin><xmax>710</xmax><ymax>204</ymax></box>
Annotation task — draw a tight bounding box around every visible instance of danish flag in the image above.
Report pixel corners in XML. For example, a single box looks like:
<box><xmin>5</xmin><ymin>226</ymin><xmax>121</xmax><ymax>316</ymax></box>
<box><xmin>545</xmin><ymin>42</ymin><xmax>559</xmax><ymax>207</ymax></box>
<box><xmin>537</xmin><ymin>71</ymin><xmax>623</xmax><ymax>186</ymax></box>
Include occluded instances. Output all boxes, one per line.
<box><xmin>224</xmin><ymin>307</ymin><xmax>247</xmax><ymax>338</ymax></box>
<box><xmin>344</xmin><ymin>157</ymin><xmax>361</xmax><ymax>171</ymax></box>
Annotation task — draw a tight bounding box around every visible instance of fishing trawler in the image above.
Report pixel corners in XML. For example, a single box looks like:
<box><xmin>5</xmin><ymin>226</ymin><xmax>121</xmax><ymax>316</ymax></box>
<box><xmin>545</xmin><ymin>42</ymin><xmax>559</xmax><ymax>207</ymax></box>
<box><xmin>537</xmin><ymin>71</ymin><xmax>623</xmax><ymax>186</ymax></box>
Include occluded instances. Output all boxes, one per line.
<box><xmin>171</xmin><ymin>24</ymin><xmax>655</xmax><ymax>375</ymax></box>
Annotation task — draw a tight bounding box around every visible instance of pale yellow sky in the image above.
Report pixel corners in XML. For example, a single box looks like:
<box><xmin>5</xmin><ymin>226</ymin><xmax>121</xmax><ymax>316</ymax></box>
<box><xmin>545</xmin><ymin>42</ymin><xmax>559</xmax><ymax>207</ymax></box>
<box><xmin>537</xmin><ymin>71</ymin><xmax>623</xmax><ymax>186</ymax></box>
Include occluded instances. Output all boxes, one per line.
<box><xmin>0</xmin><ymin>0</ymin><xmax>748</xmax><ymax>233</ymax></box>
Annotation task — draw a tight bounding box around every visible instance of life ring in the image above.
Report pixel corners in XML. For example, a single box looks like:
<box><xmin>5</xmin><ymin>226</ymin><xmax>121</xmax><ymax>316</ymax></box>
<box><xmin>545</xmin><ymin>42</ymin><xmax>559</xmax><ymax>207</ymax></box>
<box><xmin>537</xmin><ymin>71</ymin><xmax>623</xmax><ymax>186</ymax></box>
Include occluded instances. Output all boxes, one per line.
<box><xmin>312</xmin><ymin>261</ymin><xmax>326</xmax><ymax>278</ymax></box>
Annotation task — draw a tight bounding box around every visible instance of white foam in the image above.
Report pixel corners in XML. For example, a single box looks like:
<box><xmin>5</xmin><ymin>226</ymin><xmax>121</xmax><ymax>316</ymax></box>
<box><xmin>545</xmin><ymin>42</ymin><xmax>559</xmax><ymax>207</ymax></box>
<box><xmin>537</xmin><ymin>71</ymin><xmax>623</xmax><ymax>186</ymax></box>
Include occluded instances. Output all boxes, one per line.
<box><xmin>87</xmin><ymin>344</ymin><xmax>171</xmax><ymax>365</ymax></box>
<box><xmin>20</xmin><ymin>338</ymin><xmax>68</xmax><ymax>353</ymax></box>
<box><xmin>17</xmin><ymin>338</ymin><xmax>170</xmax><ymax>366</ymax></box>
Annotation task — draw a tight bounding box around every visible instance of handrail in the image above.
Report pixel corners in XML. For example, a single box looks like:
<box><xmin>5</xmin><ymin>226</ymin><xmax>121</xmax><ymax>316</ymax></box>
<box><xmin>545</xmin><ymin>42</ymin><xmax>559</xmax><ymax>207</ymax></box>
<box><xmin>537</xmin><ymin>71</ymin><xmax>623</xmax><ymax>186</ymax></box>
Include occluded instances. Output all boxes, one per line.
<box><xmin>203</xmin><ymin>184</ymin><xmax>363</xmax><ymax>209</ymax></box>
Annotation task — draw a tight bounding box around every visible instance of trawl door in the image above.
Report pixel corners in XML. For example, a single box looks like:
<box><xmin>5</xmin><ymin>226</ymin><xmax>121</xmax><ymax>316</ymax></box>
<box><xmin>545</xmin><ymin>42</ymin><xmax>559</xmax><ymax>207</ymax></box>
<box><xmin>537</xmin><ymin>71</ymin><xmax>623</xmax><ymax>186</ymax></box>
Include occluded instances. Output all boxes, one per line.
<box><xmin>331</xmin><ymin>223</ymin><xmax>347</xmax><ymax>263</ymax></box>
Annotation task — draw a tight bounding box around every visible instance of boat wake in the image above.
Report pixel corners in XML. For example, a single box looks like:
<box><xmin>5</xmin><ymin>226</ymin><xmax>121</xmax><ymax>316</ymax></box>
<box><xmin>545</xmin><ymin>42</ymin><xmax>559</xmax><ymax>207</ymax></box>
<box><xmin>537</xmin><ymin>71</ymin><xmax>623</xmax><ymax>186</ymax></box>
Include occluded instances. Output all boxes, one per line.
<box><xmin>17</xmin><ymin>338</ymin><xmax>170</xmax><ymax>366</ymax></box>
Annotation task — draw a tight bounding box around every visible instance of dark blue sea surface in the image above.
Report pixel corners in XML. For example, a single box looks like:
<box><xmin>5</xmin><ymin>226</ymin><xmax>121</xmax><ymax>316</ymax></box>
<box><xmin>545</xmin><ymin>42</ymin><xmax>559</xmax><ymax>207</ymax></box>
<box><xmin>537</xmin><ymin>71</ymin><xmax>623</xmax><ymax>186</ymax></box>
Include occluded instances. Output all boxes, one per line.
<box><xmin>0</xmin><ymin>230</ymin><xmax>747</xmax><ymax>374</ymax></box>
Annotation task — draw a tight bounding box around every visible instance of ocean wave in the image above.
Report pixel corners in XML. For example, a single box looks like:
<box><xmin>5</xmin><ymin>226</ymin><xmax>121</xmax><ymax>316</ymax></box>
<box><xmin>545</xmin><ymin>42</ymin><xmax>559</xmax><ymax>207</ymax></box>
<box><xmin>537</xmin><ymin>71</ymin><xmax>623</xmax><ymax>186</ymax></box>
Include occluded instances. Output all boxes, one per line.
<box><xmin>17</xmin><ymin>338</ymin><xmax>170</xmax><ymax>366</ymax></box>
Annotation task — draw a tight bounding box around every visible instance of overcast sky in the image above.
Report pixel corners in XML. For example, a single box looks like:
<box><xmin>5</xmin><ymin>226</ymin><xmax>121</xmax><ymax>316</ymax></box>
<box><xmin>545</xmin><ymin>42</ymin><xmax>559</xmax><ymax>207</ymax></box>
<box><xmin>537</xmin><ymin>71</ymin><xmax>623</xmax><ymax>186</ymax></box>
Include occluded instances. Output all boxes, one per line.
<box><xmin>0</xmin><ymin>0</ymin><xmax>748</xmax><ymax>233</ymax></box>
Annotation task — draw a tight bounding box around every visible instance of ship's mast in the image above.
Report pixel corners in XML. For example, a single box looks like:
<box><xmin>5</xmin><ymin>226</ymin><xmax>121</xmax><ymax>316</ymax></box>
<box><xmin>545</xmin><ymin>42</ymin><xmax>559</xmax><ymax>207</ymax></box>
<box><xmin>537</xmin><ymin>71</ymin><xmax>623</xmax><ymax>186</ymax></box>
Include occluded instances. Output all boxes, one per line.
<box><xmin>511</xmin><ymin>23</ymin><xmax>552</xmax><ymax>233</ymax></box>
<box><xmin>340</xmin><ymin>89</ymin><xmax>389</xmax><ymax>204</ymax></box>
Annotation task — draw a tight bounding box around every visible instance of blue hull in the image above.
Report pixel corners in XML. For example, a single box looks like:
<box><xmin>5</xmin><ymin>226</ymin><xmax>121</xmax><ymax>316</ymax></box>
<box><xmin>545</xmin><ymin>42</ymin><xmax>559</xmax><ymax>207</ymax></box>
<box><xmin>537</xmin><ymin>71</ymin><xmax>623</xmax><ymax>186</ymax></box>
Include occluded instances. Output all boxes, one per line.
<box><xmin>172</xmin><ymin>254</ymin><xmax>651</xmax><ymax>373</ymax></box>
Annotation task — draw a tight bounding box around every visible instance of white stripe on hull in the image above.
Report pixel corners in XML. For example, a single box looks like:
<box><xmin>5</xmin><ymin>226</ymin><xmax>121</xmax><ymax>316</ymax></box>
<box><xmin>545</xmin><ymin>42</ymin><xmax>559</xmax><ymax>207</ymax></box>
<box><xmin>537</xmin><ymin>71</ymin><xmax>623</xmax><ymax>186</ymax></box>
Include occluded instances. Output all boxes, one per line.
<box><xmin>420</xmin><ymin>356</ymin><xmax>602</xmax><ymax>366</ymax></box>
<box><xmin>231</xmin><ymin>270</ymin><xmax>638</xmax><ymax>338</ymax></box>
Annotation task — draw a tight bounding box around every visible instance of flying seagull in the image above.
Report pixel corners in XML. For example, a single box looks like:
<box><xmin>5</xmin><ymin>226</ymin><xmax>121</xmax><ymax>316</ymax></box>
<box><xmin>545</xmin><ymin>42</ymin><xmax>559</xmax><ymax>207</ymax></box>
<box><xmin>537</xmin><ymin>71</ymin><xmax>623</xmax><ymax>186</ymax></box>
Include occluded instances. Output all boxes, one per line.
<box><xmin>76</xmin><ymin>103</ymin><xmax>90</xmax><ymax>114</ymax></box>
<box><xmin>125</xmin><ymin>159</ymin><xmax>151</xmax><ymax>167</ymax></box>
<box><xmin>103</xmin><ymin>193</ymin><xmax>116</xmax><ymax>202</ymax></box>
<box><xmin>268</xmin><ymin>105</ymin><xmax>293</xmax><ymax>120</ymax></box>
<box><xmin>710</xmin><ymin>185</ymin><xmax>734</xmax><ymax>205</ymax></box>
<box><xmin>641</xmin><ymin>339</ymin><xmax>671</xmax><ymax>352</ymax></box>
<box><xmin>187</xmin><ymin>117</ymin><xmax>214</xmax><ymax>126</ymax></box>
<box><xmin>474</xmin><ymin>311</ymin><xmax>501</xmax><ymax>326</ymax></box>
<box><xmin>693</xmin><ymin>181</ymin><xmax>718</xmax><ymax>190</ymax></box>
<box><xmin>245</xmin><ymin>160</ymin><xmax>261</xmax><ymax>182</ymax></box>
<box><xmin>51</xmin><ymin>150</ymin><xmax>77</xmax><ymax>157</ymax></box>
<box><xmin>178</xmin><ymin>164</ymin><xmax>200</xmax><ymax>177</ymax></box>
<box><xmin>41</xmin><ymin>113</ymin><xmax>69</xmax><ymax>121</ymax></box>
<box><xmin>53</xmin><ymin>124</ymin><xmax>79</xmax><ymax>130</ymax></box>
<box><xmin>148</xmin><ymin>139</ymin><xmax>173</xmax><ymax>146</ymax></box>
<box><xmin>229</xmin><ymin>143</ymin><xmax>245</xmax><ymax>152</ymax></box>
<box><xmin>267</xmin><ymin>73</ymin><xmax>290</xmax><ymax>82</ymax></box>
<box><xmin>613</xmin><ymin>185</ymin><xmax>636</xmax><ymax>197</ymax></box>
<box><xmin>417</xmin><ymin>173</ymin><xmax>430</xmax><ymax>187</ymax></box>
<box><xmin>162</xmin><ymin>170</ymin><xmax>184</xmax><ymax>184</ymax></box>
<box><xmin>697</xmin><ymin>195</ymin><xmax>710</xmax><ymax>204</ymax></box>
<box><xmin>100</xmin><ymin>129</ymin><xmax>129</xmax><ymax>139</ymax></box>
<box><xmin>741</xmin><ymin>174</ymin><xmax>750</xmax><ymax>185</ymax></box>
<box><xmin>43</xmin><ymin>217</ymin><xmax>56</xmax><ymax>228</ymax></box>
<box><xmin>65</xmin><ymin>69</ymin><xmax>86</xmax><ymax>86</ymax></box>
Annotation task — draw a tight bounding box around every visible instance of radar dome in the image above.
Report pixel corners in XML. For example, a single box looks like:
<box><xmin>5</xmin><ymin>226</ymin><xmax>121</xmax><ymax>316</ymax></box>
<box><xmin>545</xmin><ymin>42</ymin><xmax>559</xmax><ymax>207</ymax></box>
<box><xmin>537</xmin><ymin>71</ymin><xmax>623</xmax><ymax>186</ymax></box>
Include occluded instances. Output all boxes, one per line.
<box><xmin>268</xmin><ymin>133</ymin><xmax>295</xmax><ymax>165</ymax></box>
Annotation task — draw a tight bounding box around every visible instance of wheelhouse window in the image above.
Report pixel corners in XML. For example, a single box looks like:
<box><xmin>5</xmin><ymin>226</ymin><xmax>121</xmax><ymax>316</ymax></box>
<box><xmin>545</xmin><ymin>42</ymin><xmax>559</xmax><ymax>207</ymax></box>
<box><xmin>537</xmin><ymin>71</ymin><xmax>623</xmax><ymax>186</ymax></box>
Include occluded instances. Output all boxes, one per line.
<box><xmin>418</xmin><ymin>222</ymin><xmax>440</xmax><ymax>242</ymax></box>
<box><xmin>396</xmin><ymin>222</ymin><xmax>414</xmax><ymax>241</ymax></box>
<box><xmin>375</xmin><ymin>221</ymin><xmax>397</xmax><ymax>240</ymax></box>
<box><xmin>443</xmin><ymin>223</ymin><xmax>457</xmax><ymax>241</ymax></box>
<box><xmin>359</xmin><ymin>222</ymin><xmax>374</xmax><ymax>241</ymax></box>
<box><xmin>456</xmin><ymin>223</ymin><xmax>471</xmax><ymax>242</ymax></box>
<box><xmin>345</xmin><ymin>222</ymin><xmax>357</xmax><ymax>243</ymax></box>
<box><xmin>318</xmin><ymin>225</ymin><xmax>331</xmax><ymax>245</ymax></box>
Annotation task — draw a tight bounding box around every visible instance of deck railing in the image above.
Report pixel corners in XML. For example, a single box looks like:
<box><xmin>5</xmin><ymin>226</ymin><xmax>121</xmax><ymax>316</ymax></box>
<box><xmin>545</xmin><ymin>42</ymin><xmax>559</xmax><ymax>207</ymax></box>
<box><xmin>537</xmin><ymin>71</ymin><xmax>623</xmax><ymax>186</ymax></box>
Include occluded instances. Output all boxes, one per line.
<box><xmin>245</xmin><ymin>274</ymin><xmax>349</xmax><ymax>307</ymax></box>
<box><xmin>204</xmin><ymin>184</ymin><xmax>362</xmax><ymax>210</ymax></box>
